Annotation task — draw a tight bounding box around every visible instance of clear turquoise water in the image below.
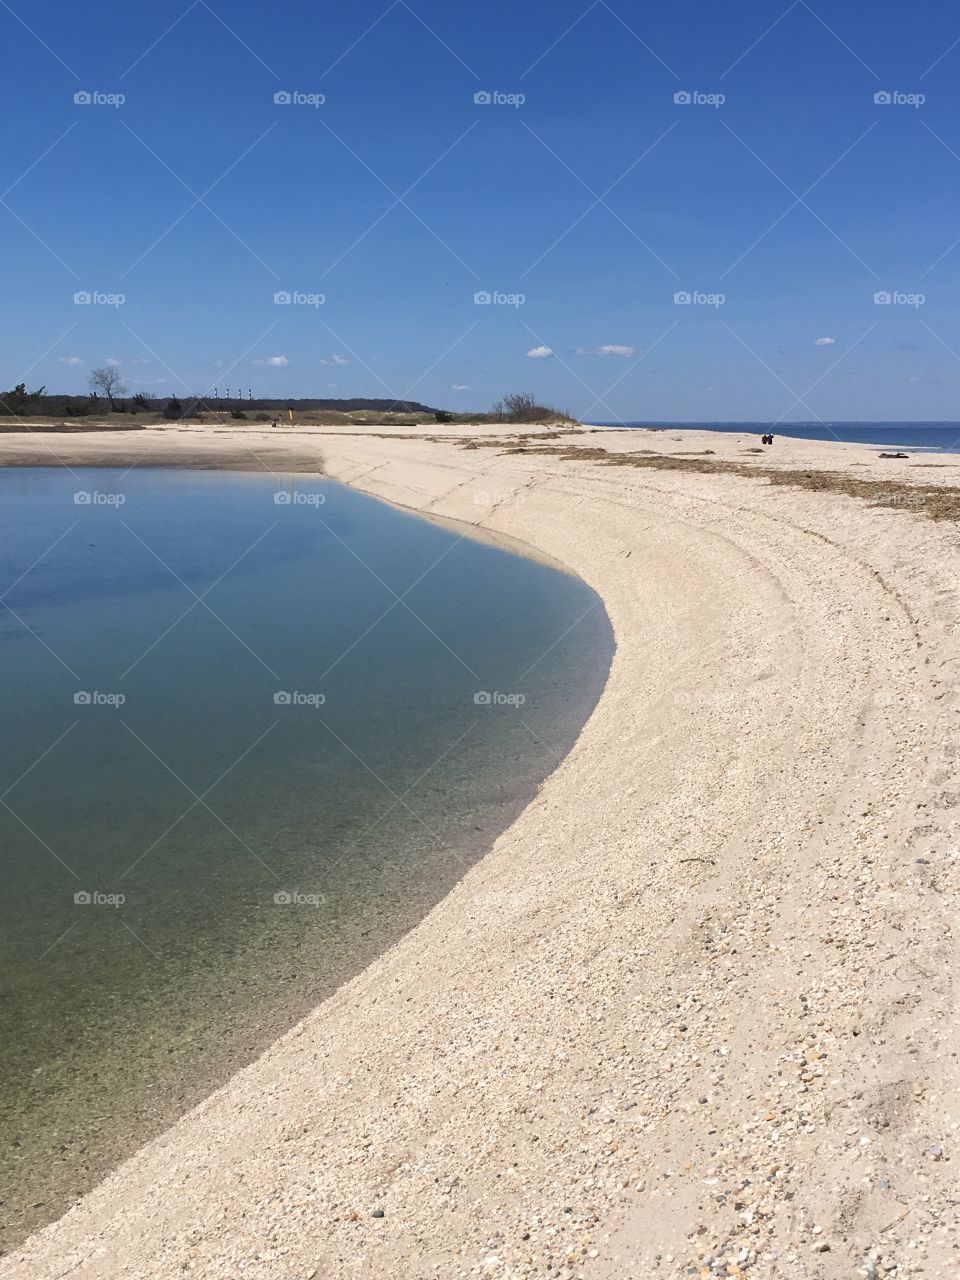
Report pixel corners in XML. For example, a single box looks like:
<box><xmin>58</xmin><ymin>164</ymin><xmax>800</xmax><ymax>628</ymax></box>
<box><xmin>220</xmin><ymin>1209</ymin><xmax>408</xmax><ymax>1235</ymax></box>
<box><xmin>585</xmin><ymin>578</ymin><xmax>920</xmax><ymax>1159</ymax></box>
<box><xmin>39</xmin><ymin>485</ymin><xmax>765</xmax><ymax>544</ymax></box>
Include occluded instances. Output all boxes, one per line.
<box><xmin>0</xmin><ymin>467</ymin><xmax>613</xmax><ymax>1246</ymax></box>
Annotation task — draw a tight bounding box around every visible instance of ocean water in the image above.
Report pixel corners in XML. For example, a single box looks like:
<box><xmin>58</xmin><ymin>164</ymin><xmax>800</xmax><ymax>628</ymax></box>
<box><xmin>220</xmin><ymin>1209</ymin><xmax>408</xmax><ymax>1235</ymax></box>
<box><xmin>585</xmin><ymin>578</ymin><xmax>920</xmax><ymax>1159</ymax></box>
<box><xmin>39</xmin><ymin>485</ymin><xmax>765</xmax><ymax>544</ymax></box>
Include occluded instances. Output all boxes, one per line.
<box><xmin>604</xmin><ymin>421</ymin><xmax>960</xmax><ymax>452</ymax></box>
<box><xmin>0</xmin><ymin>467</ymin><xmax>613</xmax><ymax>1246</ymax></box>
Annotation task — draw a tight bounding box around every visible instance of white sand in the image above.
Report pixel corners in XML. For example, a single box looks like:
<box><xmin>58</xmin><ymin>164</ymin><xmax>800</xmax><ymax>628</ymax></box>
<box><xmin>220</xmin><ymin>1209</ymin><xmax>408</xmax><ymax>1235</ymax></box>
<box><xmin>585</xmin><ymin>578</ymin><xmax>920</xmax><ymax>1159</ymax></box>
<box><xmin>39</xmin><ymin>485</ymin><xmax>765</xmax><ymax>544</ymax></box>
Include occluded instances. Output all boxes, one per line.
<box><xmin>1</xmin><ymin>422</ymin><xmax>957</xmax><ymax>1279</ymax></box>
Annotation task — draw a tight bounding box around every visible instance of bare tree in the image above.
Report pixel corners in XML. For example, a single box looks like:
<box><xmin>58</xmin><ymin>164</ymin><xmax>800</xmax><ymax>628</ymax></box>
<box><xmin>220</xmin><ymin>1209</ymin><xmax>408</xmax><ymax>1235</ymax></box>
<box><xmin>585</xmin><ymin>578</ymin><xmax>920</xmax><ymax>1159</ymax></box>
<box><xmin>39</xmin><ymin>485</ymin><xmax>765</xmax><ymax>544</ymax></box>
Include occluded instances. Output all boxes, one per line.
<box><xmin>503</xmin><ymin>391</ymin><xmax>539</xmax><ymax>421</ymax></box>
<box><xmin>88</xmin><ymin>367</ymin><xmax>127</xmax><ymax>409</ymax></box>
<box><xmin>491</xmin><ymin>391</ymin><xmax>571</xmax><ymax>425</ymax></box>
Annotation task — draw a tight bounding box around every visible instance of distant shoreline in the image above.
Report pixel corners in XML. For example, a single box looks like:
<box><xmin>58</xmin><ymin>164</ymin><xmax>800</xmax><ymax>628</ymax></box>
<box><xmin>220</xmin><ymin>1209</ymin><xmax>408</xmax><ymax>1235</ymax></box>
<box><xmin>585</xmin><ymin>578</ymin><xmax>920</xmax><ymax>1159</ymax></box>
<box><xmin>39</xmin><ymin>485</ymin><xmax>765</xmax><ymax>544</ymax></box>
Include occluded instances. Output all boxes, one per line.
<box><xmin>599</xmin><ymin>419</ymin><xmax>960</xmax><ymax>452</ymax></box>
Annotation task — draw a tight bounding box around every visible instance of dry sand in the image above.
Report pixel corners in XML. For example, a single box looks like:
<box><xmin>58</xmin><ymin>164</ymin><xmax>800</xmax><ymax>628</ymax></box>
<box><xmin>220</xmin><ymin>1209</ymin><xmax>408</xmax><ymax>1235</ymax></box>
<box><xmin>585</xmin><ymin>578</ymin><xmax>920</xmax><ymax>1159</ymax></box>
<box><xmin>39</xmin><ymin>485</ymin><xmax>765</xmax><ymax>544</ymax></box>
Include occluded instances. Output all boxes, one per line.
<box><xmin>1</xmin><ymin>422</ymin><xmax>957</xmax><ymax>1279</ymax></box>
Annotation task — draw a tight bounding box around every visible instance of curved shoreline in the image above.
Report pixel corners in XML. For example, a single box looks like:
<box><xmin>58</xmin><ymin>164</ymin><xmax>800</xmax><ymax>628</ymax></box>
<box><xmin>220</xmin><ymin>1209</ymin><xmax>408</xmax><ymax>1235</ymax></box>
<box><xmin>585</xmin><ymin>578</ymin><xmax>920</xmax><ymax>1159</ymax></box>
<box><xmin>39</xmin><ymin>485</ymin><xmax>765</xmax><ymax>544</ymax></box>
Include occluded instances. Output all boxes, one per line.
<box><xmin>2</xmin><ymin>424</ymin><xmax>958</xmax><ymax>1279</ymax></box>
<box><xmin>0</xmin><ymin>465</ymin><xmax>613</xmax><ymax>1253</ymax></box>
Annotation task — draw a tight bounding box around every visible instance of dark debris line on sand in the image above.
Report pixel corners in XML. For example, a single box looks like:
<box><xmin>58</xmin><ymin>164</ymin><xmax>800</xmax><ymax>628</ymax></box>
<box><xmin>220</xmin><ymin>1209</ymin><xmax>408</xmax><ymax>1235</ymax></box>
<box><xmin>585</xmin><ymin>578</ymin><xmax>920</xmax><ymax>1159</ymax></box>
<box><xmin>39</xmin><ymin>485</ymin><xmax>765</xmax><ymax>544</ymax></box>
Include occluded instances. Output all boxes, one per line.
<box><xmin>486</xmin><ymin>442</ymin><xmax>960</xmax><ymax>523</ymax></box>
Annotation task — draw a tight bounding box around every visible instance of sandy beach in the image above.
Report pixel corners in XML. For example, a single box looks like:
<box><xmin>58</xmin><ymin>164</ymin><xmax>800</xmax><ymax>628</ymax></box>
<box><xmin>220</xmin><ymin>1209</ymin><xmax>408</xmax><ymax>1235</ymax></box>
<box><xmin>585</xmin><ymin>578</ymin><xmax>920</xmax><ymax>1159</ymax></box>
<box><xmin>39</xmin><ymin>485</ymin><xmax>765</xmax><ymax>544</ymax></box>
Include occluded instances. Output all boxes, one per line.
<box><xmin>2</xmin><ymin>422</ymin><xmax>957</xmax><ymax>1279</ymax></box>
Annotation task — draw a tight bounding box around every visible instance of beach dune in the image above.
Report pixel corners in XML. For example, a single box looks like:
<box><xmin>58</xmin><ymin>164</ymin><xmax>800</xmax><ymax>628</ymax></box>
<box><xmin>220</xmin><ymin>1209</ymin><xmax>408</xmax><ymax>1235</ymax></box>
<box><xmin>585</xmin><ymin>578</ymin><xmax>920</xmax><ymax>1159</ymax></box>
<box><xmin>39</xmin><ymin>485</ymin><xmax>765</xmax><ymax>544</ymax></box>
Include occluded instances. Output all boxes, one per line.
<box><xmin>2</xmin><ymin>423</ymin><xmax>957</xmax><ymax>1278</ymax></box>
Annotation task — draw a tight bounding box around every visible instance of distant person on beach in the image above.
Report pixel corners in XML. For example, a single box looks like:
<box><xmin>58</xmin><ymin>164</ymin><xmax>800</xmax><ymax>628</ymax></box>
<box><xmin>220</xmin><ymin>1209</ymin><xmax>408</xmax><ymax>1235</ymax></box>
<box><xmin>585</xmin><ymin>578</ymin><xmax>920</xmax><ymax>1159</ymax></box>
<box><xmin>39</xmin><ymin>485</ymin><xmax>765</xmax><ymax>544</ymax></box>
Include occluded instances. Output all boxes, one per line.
<box><xmin>761</xmin><ymin>433</ymin><xmax>774</xmax><ymax>445</ymax></box>
<box><xmin>271</xmin><ymin>418</ymin><xmax>278</xmax><ymax>429</ymax></box>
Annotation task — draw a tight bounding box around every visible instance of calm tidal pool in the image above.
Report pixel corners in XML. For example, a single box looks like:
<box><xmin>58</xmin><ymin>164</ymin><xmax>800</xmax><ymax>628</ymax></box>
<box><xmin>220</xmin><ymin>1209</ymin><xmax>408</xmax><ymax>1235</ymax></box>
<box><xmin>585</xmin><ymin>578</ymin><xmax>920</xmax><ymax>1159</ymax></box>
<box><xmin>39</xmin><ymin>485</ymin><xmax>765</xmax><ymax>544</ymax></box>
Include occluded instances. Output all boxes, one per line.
<box><xmin>0</xmin><ymin>466</ymin><xmax>613</xmax><ymax>1246</ymax></box>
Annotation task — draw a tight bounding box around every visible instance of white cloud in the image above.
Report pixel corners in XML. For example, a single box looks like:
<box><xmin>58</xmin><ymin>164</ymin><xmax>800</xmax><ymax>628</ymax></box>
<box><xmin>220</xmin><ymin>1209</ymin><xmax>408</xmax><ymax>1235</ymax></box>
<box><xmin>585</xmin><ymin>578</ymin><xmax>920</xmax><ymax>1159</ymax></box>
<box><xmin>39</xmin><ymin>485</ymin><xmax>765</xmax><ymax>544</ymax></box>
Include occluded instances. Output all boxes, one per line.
<box><xmin>814</xmin><ymin>336</ymin><xmax>836</xmax><ymax>346</ymax></box>
<box><xmin>526</xmin><ymin>345</ymin><xmax>553</xmax><ymax>358</ymax></box>
<box><xmin>59</xmin><ymin>355</ymin><xmax>81</xmax><ymax>365</ymax></box>
<box><xmin>319</xmin><ymin>354</ymin><xmax>350</xmax><ymax>366</ymax></box>
<box><xmin>105</xmin><ymin>356</ymin><xmax>121</xmax><ymax>366</ymax></box>
<box><xmin>254</xmin><ymin>355</ymin><xmax>289</xmax><ymax>367</ymax></box>
<box><xmin>577</xmin><ymin>344</ymin><xmax>637</xmax><ymax>357</ymax></box>
<box><xmin>452</xmin><ymin>383</ymin><xmax>471</xmax><ymax>391</ymax></box>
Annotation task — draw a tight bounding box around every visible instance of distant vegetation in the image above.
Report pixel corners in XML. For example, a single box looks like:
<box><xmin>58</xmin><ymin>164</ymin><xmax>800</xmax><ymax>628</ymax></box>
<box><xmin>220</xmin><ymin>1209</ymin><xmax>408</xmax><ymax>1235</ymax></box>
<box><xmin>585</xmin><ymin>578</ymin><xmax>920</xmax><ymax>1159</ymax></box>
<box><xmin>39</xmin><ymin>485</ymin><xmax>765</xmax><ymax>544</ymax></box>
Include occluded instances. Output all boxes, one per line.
<box><xmin>0</xmin><ymin>387</ymin><xmax>441</xmax><ymax>423</ymax></box>
<box><xmin>0</xmin><ymin>381</ymin><xmax>576</xmax><ymax>428</ymax></box>
<box><xmin>438</xmin><ymin>392</ymin><xmax>576</xmax><ymax>426</ymax></box>
<box><xmin>493</xmin><ymin>391</ymin><xmax>573</xmax><ymax>423</ymax></box>
<box><xmin>88</xmin><ymin>367</ymin><xmax>126</xmax><ymax>409</ymax></box>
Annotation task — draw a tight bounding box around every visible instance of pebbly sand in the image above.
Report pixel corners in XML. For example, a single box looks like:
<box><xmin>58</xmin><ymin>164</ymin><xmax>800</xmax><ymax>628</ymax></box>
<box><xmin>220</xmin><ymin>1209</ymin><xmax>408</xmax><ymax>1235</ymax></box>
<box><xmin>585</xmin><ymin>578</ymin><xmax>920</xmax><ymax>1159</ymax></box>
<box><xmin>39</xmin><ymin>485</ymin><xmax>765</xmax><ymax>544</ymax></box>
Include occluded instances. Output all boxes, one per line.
<box><xmin>1</xmin><ymin>421</ymin><xmax>957</xmax><ymax>1279</ymax></box>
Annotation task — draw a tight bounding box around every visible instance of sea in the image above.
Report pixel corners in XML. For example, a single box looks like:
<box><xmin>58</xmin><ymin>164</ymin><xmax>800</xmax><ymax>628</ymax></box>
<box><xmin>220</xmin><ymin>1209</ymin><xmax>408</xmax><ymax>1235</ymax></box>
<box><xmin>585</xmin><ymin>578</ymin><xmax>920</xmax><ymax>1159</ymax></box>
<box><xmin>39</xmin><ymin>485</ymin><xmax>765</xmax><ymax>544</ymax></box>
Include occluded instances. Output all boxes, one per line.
<box><xmin>603</xmin><ymin>422</ymin><xmax>960</xmax><ymax>452</ymax></box>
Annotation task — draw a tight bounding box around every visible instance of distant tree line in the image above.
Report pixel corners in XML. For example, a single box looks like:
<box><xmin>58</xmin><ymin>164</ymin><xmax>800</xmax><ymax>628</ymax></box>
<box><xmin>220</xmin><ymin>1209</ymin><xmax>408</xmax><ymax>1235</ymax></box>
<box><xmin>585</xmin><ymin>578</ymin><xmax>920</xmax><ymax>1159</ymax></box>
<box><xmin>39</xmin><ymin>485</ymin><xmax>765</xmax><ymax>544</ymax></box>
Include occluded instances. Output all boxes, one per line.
<box><xmin>0</xmin><ymin>385</ymin><xmax>440</xmax><ymax>419</ymax></box>
<box><xmin>0</xmin><ymin>378</ymin><xmax>572</xmax><ymax>426</ymax></box>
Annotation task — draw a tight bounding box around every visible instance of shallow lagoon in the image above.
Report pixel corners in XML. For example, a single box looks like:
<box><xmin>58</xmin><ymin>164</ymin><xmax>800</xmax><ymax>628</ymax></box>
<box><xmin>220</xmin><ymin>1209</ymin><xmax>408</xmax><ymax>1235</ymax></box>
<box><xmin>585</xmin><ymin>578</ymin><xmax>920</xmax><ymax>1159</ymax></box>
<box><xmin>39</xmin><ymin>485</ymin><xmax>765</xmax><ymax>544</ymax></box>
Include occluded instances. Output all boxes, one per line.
<box><xmin>0</xmin><ymin>467</ymin><xmax>613</xmax><ymax>1246</ymax></box>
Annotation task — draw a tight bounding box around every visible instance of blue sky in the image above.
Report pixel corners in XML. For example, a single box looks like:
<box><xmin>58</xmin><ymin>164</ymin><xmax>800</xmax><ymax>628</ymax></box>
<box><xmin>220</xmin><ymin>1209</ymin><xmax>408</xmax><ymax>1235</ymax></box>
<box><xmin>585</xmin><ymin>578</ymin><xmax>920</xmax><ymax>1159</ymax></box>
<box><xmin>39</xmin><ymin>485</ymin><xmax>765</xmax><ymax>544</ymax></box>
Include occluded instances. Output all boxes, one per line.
<box><xmin>4</xmin><ymin>0</ymin><xmax>960</xmax><ymax>420</ymax></box>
